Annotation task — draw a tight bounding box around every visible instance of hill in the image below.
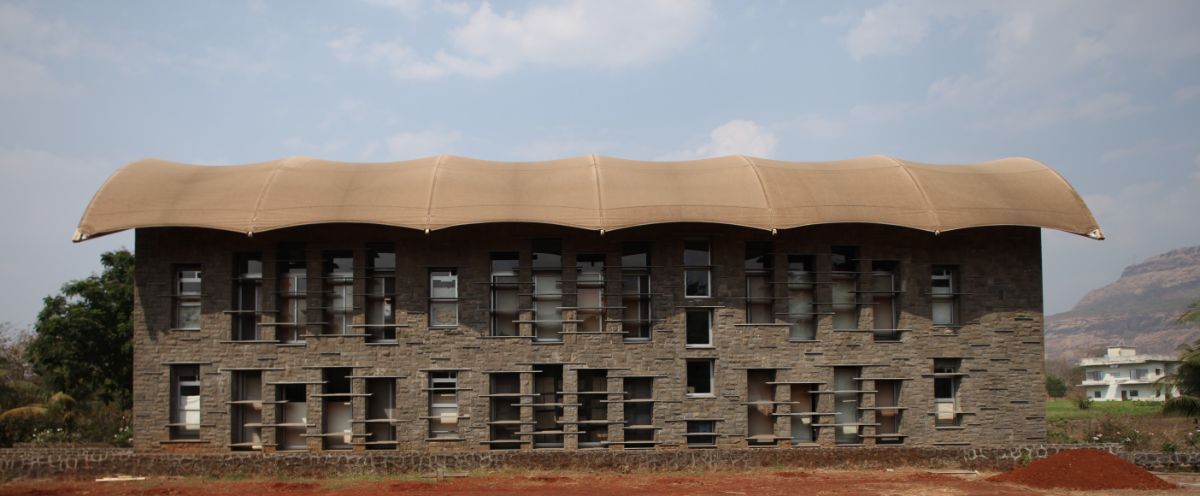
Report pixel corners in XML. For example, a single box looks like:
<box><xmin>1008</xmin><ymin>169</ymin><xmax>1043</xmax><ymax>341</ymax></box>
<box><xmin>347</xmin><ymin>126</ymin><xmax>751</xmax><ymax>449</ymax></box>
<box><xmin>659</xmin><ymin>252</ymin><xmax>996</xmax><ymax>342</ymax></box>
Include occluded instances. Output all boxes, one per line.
<box><xmin>1045</xmin><ymin>246</ymin><xmax>1200</xmax><ymax>362</ymax></box>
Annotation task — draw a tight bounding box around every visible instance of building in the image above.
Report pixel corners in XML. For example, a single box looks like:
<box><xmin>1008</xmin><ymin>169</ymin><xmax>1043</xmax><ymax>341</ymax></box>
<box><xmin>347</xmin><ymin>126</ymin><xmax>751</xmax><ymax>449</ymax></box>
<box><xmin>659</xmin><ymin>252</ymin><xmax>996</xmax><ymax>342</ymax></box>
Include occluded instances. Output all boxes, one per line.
<box><xmin>74</xmin><ymin>155</ymin><xmax>1103</xmax><ymax>452</ymax></box>
<box><xmin>1079</xmin><ymin>346</ymin><xmax>1179</xmax><ymax>401</ymax></box>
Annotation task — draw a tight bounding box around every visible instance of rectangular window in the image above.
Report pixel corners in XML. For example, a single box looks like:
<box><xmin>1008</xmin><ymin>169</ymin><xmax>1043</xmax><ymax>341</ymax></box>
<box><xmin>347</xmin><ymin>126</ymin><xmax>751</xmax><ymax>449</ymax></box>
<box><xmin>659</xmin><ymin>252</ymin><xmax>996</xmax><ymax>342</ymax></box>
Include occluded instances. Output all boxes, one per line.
<box><xmin>232</xmin><ymin>254</ymin><xmax>262</xmax><ymax>341</ymax></box>
<box><xmin>577</xmin><ymin>369</ymin><xmax>609</xmax><ymax>448</ymax></box>
<box><xmin>365</xmin><ymin>378</ymin><xmax>396</xmax><ymax>449</ymax></box>
<box><xmin>621</xmin><ymin>242</ymin><xmax>652</xmax><ymax>341</ymax></box>
<box><xmin>831</xmin><ymin>246</ymin><xmax>859</xmax><ymax>330</ymax></box>
<box><xmin>833</xmin><ymin>366</ymin><xmax>862</xmax><ymax>444</ymax></box>
<box><xmin>1132</xmin><ymin>368</ymin><xmax>1148</xmax><ymax>380</ymax></box>
<box><xmin>429</xmin><ymin>269</ymin><xmax>458</xmax><ymax>327</ymax></box>
<box><xmin>685</xmin><ymin>310</ymin><xmax>712</xmax><ymax>347</ymax></box>
<box><xmin>686</xmin><ymin>359</ymin><xmax>714</xmax><ymax>396</ymax></box>
<box><xmin>365</xmin><ymin>245</ymin><xmax>396</xmax><ymax>343</ymax></box>
<box><xmin>622</xmin><ymin>377</ymin><xmax>654</xmax><ymax>448</ymax></box>
<box><xmin>322</xmin><ymin>251</ymin><xmax>354</xmax><ymax>335</ymax></box>
<box><xmin>532</xmin><ymin>240</ymin><xmax>563</xmax><ymax>342</ymax></box>
<box><xmin>874</xmin><ymin>379</ymin><xmax>902</xmax><ymax>444</ymax></box>
<box><xmin>428</xmin><ymin>371</ymin><xmax>460</xmax><ymax>439</ymax></box>
<box><xmin>275</xmin><ymin>384</ymin><xmax>307</xmax><ymax>450</ymax></box>
<box><xmin>576</xmin><ymin>254</ymin><xmax>606</xmax><ymax>334</ymax></box>
<box><xmin>790</xmin><ymin>384</ymin><xmax>818</xmax><ymax>443</ymax></box>
<box><xmin>933</xmin><ymin>358</ymin><xmax>961</xmax><ymax>426</ymax></box>
<box><xmin>1093</xmin><ymin>390</ymin><xmax>1101</xmax><ymax>399</ymax></box>
<box><xmin>686</xmin><ymin>420</ymin><xmax>717</xmax><ymax>447</ymax></box>
<box><xmin>174</xmin><ymin>266</ymin><xmax>202</xmax><ymax>330</ymax></box>
<box><xmin>786</xmin><ymin>255</ymin><xmax>816</xmax><ymax>341</ymax></box>
<box><xmin>169</xmin><ymin>365</ymin><xmax>200</xmax><ymax>440</ymax></box>
<box><xmin>745</xmin><ymin>241</ymin><xmax>773</xmax><ymax>324</ymax></box>
<box><xmin>533</xmin><ymin>364</ymin><xmax>564</xmax><ymax>448</ymax></box>
<box><xmin>276</xmin><ymin>245</ymin><xmax>307</xmax><ymax>344</ymax></box>
<box><xmin>684</xmin><ymin>239</ymin><xmax>711</xmax><ymax>298</ymax></box>
<box><xmin>746</xmin><ymin>369</ymin><xmax>777</xmax><ymax>446</ymax></box>
<box><xmin>1130</xmin><ymin>389</ymin><xmax>1139</xmax><ymax>398</ymax></box>
<box><xmin>488</xmin><ymin>373</ymin><xmax>522</xmax><ymax>450</ymax></box>
<box><xmin>230</xmin><ymin>370</ymin><xmax>262</xmax><ymax>450</ymax></box>
<box><xmin>322</xmin><ymin>367</ymin><xmax>353</xmax><ymax>450</ymax></box>
<box><xmin>871</xmin><ymin>261</ymin><xmax>900</xmax><ymax>341</ymax></box>
<box><xmin>1088</xmin><ymin>370</ymin><xmax>1103</xmax><ymax>381</ymax></box>
<box><xmin>490</xmin><ymin>253</ymin><xmax>520</xmax><ymax>336</ymax></box>
<box><xmin>931</xmin><ymin>266</ymin><xmax>959</xmax><ymax>326</ymax></box>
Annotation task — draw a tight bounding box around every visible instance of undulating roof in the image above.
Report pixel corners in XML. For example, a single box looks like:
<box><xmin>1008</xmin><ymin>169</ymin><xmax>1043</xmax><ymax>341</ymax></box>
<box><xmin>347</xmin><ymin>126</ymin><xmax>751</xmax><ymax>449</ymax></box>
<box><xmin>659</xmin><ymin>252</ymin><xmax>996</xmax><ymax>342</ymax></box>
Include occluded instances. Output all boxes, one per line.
<box><xmin>73</xmin><ymin>155</ymin><xmax>1104</xmax><ymax>242</ymax></box>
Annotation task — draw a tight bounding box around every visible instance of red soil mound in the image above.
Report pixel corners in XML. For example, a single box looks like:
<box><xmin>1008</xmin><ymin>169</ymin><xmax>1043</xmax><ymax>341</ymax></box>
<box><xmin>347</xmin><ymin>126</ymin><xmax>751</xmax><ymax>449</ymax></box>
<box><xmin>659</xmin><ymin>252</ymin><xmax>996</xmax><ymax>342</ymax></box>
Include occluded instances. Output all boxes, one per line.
<box><xmin>990</xmin><ymin>449</ymin><xmax>1175</xmax><ymax>490</ymax></box>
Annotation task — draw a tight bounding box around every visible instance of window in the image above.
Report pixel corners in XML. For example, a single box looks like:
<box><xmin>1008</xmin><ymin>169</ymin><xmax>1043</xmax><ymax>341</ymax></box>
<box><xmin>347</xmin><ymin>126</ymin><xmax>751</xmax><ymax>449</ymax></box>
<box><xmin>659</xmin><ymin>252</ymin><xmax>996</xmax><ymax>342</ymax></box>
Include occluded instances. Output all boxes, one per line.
<box><xmin>576</xmin><ymin>255</ymin><xmax>606</xmax><ymax>334</ymax></box>
<box><xmin>169</xmin><ymin>365</ymin><xmax>200</xmax><ymax>440</ymax></box>
<box><xmin>746</xmin><ymin>369</ymin><xmax>777</xmax><ymax>446</ymax></box>
<box><xmin>686</xmin><ymin>420</ymin><xmax>717</xmax><ymax>447</ymax></box>
<box><xmin>174</xmin><ymin>266</ymin><xmax>202</xmax><ymax>330</ymax></box>
<box><xmin>833</xmin><ymin>366</ymin><xmax>862</xmax><ymax>444</ymax></box>
<box><xmin>874</xmin><ymin>379</ymin><xmax>902</xmax><ymax>444</ymax></box>
<box><xmin>685</xmin><ymin>310</ymin><xmax>712</xmax><ymax>347</ymax></box>
<box><xmin>365</xmin><ymin>378</ymin><xmax>397</xmax><ymax>448</ymax></box>
<box><xmin>1093</xmin><ymin>390</ymin><xmax>1101</xmax><ymax>399</ymax></box>
<box><xmin>428</xmin><ymin>371</ymin><xmax>460</xmax><ymax>439</ymax></box>
<box><xmin>786</xmin><ymin>255</ymin><xmax>816</xmax><ymax>341</ymax></box>
<box><xmin>577</xmin><ymin>370</ymin><xmax>609</xmax><ymax>448</ymax></box>
<box><xmin>532</xmin><ymin>240</ymin><xmax>563</xmax><ymax>342</ymax></box>
<box><xmin>275</xmin><ymin>384</ymin><xmax>307</xmax><ymax>450</ymax></box>
<box><xmin>870</xmin><ymin>261</ymin><xmax>900</xmax><ymax>341</ymax></box>
<box><xmin>1132</xmin><ymin>368</ymin><xmax>1149</xmax><ymax>380</ymax></box>
<box><xmin>684</xmin><ymin>239</ymin><xmax>711</xmax><ymax>298</ymax></box>
<box><xmin>323</xmin><ymin>251</ymin><xmax>354</xmax><ymax>335</ymax></box>
<box><xmin>1088</xmin><ymin>370</ymin><xmax>1103</xmax><ymax>381</ymax></box>
<box><xmin>488</xmin><ymin>373</ymin><xmax>522</xmax><ymax>450</ymax></box>
<box><xmin>1130</xmin><ymin>389</ymin><xmax>1139</xmax><ymax>398</ymax></box>
<box><xmin>621</xmin><ymin>243</ymin><xmax>652</xmax><ymax>341</ymax></box>
<box><xmin>322</xmin><ymin>368</ymin><xmax>353</xmax><ymax>449</ymax></box>
<box><xmin>686</xmin><ymin>359</ymin><xmax>714</xmax><ymax>396</ymax></box>
<box><xmin>490</xmin><ymin>253</ymin><xmax>520</xmax><ymax>336</ymax></box>
<box><xmin>790</xmin><ymin>384</ymin><xmax>818</xmax><ymax>443</ymax></box>
<box><xmin>830</xmin><ymin>246</ymin><xmax>859</xmax><ymax>330</ymax></box>
<box><xmin>745</xmin><ymin>242</ymin><xmax>773</xmax><ymax>324</ymax></box>
<box><xmin>933</xmin><ymin>358</ymin><xmax>961</xmax><ymax>426</ymax></box>
<box><xmin>232</xmin><ymin>254</ymin><xmax>262</xmax><ymax>341</ymax></box>
<box><xmin>622</xmin><ymin>377</ymin><xmax>654</xmax><ymax>448</ymax></box>
<box><xmin>230</xmin><ymin>371</ymin><xmax>262</xmax><ymax>450</ymax></box>
<box><xmin>533</xmin><ymin>364</ymin><xmax>564</xmax><ymax>448</ymax></box>
<box><xmin>429</xmin><ymin>269</ymin><xmax>458</xmax><ymax>327</ymax></box>
<box><xmin>365</xmin><ymin>245</ymin><xmax>396</xmax><ymax>343</ymax></box>
<box><xmin>931</xmin><ymin>266</ymin><xmax>959</xmax><ymax>326</ymax></box>
<box><xmin>276</xmin><ymin>245</ymin><xmax>307</xmax><ymax>344</ymax></box>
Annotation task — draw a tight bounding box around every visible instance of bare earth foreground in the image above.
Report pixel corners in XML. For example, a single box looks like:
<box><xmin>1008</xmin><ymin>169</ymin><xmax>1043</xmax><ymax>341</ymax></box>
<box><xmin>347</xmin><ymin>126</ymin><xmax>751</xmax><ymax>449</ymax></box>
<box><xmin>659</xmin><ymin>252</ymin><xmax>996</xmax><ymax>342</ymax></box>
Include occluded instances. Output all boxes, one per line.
<box><xmin>2</xmin><ymin>470</ymin><xmax>1199</xmax><ymax>496</ymax></box>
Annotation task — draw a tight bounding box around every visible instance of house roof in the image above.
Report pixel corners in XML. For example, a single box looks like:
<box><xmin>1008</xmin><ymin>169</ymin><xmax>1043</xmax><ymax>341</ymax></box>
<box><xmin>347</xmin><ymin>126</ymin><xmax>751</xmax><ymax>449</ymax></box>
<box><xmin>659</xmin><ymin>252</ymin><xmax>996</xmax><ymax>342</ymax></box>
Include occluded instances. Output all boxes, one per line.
<box><xmin>72</xmin><ymin>155</ymin><xmax>1104</xmax><ymax>242</ymax></box>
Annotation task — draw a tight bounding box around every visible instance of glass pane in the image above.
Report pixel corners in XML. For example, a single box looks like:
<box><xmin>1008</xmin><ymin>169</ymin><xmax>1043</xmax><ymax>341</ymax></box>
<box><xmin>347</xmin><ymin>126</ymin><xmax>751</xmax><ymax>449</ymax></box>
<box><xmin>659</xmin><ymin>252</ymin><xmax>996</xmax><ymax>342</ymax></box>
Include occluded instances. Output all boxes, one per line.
<box><xmin>932</xmin><ymin>300</ymin><xmax>955</xmax><ymax>325</ymax></box>
<box><xmin>686</xmin><ymin>361</ymin><xmax>712</xmax><ymax>394</ymax></box>
<box><xmin>178</xmin><ymin>303</ymin><xmax>201</xmax><ymax>329</ymax></box>
<box><xmin>430</xmin><ymin>301</ymin><xmax>457</xmax><ymax>326</ymax></box>
<box><xmin>621</xmin><ymin>243</ymin><xmax>649</xmax><ymax>267</ymax></box>
<box><xmin>431</xmin><ymin>270</ymin><xmax>457</xmax><ymax>298</ymax></box>
<box><xmin>686</xmin><ymin>310</ymin><xmax>710</xmax><ymax>345</ymax></box>
<box><xmin>370</xmin><ymin>249</ymin><xmax>395</xmax><ymax>271</ymax></box>
<box><xmin>532</xmin><ymin>239</ymin><xmax>562</xmax><ymax>269</ymax></box>
<box><xmin>685</xmin><ymin>270</ymin><xmax>709</xmax><ymax>297</ymax></box>
<box><xmin>684</xmin><ymin>240</ymin><xmax>709</xmax><ymax>266</ymax></box>
<box><xmin>745</xmin><ymin>242</ymin><xmax>771</xmax><ymax>270</ymax></box>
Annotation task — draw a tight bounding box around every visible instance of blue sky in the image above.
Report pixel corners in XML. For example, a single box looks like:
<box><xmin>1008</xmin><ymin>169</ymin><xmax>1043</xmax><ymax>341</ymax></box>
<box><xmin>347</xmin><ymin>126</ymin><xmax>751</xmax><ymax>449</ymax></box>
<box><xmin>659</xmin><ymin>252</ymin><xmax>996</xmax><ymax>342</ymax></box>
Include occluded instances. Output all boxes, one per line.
<box><xmin>2</xmin><ymin>0</ymin><xmax>1199</xmax><ymax>328</ymax></box>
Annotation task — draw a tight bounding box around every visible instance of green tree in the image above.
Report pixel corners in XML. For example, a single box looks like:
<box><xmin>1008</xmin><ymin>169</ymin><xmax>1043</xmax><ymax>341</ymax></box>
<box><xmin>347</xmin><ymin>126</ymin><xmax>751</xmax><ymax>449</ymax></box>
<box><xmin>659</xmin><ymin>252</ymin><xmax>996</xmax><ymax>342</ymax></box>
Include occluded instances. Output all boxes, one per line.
<box><xmin>1045</xmin><ymin>374</ymin><xmax>1068</xmax><ymax>398</ymax></box>
<box><xmin>26</xmin><ymin>250</ymin><xmax>133</xmax><ymax>408</ymax></box>
<box><xmin>1160</xmin><ymin>338</ymin><xmax>1200</xmax><ymax>416</ymax></box>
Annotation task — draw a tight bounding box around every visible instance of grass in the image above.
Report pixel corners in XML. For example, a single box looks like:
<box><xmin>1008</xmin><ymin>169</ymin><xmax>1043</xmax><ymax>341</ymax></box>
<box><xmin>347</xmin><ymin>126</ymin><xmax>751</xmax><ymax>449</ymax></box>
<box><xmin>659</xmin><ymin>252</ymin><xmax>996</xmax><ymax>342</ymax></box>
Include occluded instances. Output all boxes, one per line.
<box><xmin>1046</xmin><ymin>399</ymin><xmax>1165</xmax><ymax>421</ymax></box>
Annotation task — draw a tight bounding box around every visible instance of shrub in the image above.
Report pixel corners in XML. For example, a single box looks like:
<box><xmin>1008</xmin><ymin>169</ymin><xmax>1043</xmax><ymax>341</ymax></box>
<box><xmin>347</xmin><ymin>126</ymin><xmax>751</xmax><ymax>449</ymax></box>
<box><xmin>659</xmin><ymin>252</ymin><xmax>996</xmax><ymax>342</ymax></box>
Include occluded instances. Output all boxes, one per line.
<box><xmin>1073</xmin><ymin>394</ymin><xmax>1093</xmax><ymax>410</ymax></box>
<box><xmin>1163</xmin><ymin>441</ymin><xmax>1179</xmax><ymax>453</ymax></box>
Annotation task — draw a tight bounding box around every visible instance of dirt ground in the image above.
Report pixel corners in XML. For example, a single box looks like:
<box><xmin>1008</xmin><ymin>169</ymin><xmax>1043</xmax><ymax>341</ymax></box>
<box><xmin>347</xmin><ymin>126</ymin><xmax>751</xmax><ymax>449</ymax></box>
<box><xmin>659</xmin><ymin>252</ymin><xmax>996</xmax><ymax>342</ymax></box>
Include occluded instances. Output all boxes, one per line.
<box><xmin>3</xmin><ymin>469</ymin><xmax>1200</xmax><ymax>496</ymax></box>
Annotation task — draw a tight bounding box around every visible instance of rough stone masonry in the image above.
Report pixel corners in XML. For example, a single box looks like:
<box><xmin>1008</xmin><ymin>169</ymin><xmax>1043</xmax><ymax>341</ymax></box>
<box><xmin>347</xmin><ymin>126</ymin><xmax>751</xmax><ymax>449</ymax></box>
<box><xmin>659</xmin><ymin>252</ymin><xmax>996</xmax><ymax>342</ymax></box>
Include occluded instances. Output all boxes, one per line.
<box><xmin>131</xmin><ymin>222</ymin><xmax>1047</xmax><ymax>453</ymax></box>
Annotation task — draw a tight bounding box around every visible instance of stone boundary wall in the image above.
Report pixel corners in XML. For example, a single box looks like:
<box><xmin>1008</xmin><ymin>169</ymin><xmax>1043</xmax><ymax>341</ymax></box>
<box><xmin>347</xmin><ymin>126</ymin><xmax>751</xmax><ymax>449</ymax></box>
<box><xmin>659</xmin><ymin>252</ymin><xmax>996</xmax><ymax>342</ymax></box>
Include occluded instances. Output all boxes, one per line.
<box><xmin>0</xmin><ymin>444</ymin><xmax>1145</xmax><ymax>480</ymax></box>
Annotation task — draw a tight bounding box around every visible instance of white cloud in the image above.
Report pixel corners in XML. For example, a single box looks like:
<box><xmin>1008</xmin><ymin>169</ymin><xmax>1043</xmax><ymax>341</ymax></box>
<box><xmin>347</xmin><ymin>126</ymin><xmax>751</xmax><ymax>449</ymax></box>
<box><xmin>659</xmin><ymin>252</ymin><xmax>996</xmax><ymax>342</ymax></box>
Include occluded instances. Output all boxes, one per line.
<box><xmin>332</xmin><ymin>0</ymin><xmax>713</xmax><ymax>79</ymax></box>
<box><xmin>382</xmin><ymin>129</ymin><xmax>461</xmax><ymax>157</ymax></box>
<box><xmin>845</xmin><ymin>1</ymin><xmax>941</xmax><ymax>60</ymax></box>
<box><xmin>661</xmin><ymin>120</ymin><xmax>777</xmax><ymax>160</ymax></box>
<box><xmin>1176</xmin><ymin>85</ymin><xmax>1200</xmax><ymax>103</ymax></box>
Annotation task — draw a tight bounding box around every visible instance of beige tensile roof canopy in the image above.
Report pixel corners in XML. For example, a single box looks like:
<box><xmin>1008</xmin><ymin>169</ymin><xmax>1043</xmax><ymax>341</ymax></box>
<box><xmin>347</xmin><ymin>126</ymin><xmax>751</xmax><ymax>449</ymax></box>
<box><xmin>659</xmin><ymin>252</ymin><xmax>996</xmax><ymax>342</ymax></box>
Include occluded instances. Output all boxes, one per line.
<box><xmin>73</xmin><ymin>155</ymin><xmax>1104</xmax><ymax>242</ymax></box>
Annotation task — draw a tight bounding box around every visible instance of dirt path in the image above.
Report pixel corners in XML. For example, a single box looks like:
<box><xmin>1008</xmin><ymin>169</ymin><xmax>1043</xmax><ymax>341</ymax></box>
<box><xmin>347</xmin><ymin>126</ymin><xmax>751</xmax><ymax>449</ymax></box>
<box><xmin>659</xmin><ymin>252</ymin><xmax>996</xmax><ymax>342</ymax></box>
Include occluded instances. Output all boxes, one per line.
<box><xmin>2</xmin><ymin>469</ymin><xmax>1196</xmax><ymax>496</ymax></box>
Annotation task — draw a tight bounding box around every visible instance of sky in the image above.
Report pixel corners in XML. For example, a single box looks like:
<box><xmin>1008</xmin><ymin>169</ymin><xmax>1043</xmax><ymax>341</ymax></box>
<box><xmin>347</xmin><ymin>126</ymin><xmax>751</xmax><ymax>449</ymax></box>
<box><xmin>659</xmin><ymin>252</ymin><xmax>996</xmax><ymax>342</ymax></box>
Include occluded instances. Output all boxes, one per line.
<box><xmin>2</xmin><ymin>0</ymin><xmax>1199</xmax><ymax>329</ymax></box>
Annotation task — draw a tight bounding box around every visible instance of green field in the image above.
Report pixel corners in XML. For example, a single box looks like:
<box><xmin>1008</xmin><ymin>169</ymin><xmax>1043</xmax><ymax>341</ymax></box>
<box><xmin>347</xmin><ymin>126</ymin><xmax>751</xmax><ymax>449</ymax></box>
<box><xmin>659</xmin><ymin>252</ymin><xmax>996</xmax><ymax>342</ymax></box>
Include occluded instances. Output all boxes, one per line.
<box><xmin>1045</xmin><ymin>399</ymin><xmax>1165</xmax><ymax>420</ymax></box>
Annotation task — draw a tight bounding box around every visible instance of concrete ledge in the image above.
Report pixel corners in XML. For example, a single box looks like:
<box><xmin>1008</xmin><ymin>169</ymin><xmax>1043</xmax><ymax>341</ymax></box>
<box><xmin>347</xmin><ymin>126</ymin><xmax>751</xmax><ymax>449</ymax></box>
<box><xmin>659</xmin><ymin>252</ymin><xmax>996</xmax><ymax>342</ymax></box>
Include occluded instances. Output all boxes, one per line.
<box><xmin>0</xmin><ymin>444</ymin><xmax>1143</xmax><ymax>480</ymax></box>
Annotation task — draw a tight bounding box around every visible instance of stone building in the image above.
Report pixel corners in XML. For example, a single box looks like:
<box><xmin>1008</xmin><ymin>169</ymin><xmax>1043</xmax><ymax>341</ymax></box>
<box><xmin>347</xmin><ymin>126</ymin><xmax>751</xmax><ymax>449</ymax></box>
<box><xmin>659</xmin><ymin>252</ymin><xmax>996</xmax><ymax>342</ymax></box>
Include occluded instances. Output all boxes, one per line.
<box><xmin>74</xmin><ymin>155</ymin><xmax>1103</xmax><ymax>452</ymax></box>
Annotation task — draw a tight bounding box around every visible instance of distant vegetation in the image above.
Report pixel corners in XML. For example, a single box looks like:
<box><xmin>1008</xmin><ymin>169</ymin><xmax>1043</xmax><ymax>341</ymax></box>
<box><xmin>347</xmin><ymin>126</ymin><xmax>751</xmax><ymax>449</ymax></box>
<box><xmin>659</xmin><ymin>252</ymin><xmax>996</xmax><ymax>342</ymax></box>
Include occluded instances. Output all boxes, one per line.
<box><xmin>0</xmin><ymin>250</ymin><xmax>133</xmax><ymax>447</ymax></box>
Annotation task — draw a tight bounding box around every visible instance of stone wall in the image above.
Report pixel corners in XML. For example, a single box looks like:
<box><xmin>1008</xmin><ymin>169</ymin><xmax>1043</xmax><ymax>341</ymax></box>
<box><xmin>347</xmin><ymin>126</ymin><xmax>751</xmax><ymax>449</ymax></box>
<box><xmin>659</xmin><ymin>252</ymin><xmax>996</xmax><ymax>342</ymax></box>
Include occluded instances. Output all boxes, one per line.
<box><xmin>132</xmin><ymin>223</ymin><xmax>1047</xmax><ymax>452</ymax></box>
<box><xmin>0</xmin><ymin>445</ymin><xmax>1138</xmax><ymax>480</ymax></box>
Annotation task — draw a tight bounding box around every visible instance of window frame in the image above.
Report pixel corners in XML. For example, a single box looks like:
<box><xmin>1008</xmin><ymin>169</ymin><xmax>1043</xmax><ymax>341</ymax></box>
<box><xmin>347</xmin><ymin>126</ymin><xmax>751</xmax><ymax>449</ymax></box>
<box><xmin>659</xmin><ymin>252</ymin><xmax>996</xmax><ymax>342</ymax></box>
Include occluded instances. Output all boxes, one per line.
<box><xmin>931</xmin><ymin>265</ymin><xmax>960</xmax><ymax>327</ymax></box>
<box><xmin>169</xmin><ymin>364</ymin><xmax>201</xmax><ymax>440</ymax></box>
<box><xmin>683</xmin><ymin>239</ymin><xmax>712</xmax><ymax>298</ymax></box>
<box><xmin>685</xmin><ymin>309</ymin><xmax>713</xmax><ymax>347</ymax></box>
<box><xmin>685</xmin><ymin>359</ymin><xmax>715</xmax><ymax>397</ymax></box>
<box><xmin>365</xmin><ymin>244</ymin><xmax>397</xmax><ymax>343</ymax></box>
<box><xmin>173</xmin><ymin>265</ymin><xmax>203</xmax><ymax>331</ymax></box>
<box><xmin>231</xmin><ymin>254</ymin><xmax>262</xmax><ymax>341</ymax></box>
<box><xmin>428</xmin><ymin>268</ymin><xmax>459</xmax><ymax>328</ymax></box>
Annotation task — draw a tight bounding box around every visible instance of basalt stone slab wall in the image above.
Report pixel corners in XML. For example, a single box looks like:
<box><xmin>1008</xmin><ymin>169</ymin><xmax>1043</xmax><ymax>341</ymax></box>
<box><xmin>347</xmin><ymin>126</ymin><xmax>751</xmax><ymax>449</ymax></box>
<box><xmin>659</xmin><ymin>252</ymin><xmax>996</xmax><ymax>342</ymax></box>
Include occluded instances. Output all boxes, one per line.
<box><xmin>133</xmin><ymin>223</ymin><xmax>1047</xmax><ymax>453</ymax></box>
<box><xmin>0</xmin><ymin>445</ymin><xmax>1135</xmax><ymax>480</ymax></box>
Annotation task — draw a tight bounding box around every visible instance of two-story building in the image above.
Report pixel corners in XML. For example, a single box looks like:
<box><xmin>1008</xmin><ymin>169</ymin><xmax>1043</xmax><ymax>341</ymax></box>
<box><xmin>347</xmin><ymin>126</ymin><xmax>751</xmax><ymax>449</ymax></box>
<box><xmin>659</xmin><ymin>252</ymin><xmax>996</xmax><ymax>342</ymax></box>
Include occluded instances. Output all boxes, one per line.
<box><xmin>74</xmin><ymin>155</ymin><xmax>1103</xmax><ymax>452</ymax></box>
<box><xmin>1079</xmin><ymin>346</ymin><xmax>1179</xmax><ymax>401</ymax></box>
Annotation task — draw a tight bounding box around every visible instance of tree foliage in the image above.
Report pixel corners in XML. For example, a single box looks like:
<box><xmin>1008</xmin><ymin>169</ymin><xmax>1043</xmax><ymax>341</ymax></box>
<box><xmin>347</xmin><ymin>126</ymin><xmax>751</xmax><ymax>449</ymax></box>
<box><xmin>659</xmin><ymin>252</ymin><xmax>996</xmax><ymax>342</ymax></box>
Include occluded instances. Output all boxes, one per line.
<box><xmin>25</xmin><ymin>250</ymin><xmax>133</xmax><ymax>408</ymax></box>
<box><xmin>1182</xmin><ymin>299</ymin><xmax>1200</xmax><ymax>327</ymax></box>
<box><xmin>1045</xmin><ymin>374</ymin><xmax>1068</xmax><ymax>398</ymax></box>
<box><xmin>1160</xmin><ymin>338</ymin><xmax>1200</xmax><ymax>416</ymax></box>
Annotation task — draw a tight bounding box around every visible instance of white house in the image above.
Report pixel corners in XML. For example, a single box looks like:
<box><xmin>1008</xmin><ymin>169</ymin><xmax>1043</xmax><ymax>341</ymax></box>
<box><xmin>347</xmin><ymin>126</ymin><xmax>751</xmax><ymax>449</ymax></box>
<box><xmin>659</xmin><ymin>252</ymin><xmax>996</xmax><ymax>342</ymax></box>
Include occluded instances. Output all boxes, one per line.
<box><xmin>1079</xmin><ymin>346</ymin><xmax>1180</xmax><ymax>401</ymax></box>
